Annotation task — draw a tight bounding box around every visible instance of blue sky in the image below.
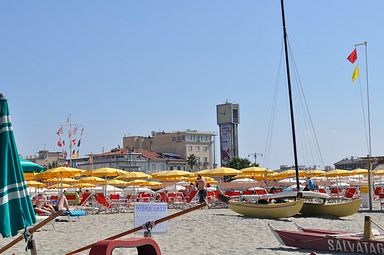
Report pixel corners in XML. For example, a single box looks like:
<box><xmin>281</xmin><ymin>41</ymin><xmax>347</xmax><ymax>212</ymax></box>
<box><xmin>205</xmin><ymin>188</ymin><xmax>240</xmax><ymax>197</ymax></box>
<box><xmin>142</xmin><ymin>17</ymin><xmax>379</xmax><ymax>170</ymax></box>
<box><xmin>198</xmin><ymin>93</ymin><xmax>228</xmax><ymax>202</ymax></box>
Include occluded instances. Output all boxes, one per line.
<box><xmin>1</xmin><ymin>1</ymin><xmax>383</xmax><ymax>169</ymax></box>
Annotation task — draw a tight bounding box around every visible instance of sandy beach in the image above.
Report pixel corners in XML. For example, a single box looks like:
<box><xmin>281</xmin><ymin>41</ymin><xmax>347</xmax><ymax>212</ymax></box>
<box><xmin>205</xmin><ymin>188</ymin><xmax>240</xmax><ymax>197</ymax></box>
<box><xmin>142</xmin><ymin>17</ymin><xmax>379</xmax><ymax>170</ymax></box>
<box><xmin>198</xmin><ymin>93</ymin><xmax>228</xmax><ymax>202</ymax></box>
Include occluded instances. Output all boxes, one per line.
<box><xmin>1</xmin><ymin>205</ymin><xmax>384</xmax><ymax>255</ymax></box>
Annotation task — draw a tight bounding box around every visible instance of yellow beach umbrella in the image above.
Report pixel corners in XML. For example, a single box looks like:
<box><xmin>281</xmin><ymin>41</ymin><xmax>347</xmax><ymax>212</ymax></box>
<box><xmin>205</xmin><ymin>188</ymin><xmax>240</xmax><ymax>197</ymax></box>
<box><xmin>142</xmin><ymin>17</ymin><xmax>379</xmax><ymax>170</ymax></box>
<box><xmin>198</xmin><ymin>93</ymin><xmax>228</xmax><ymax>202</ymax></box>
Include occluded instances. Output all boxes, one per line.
<box><xmin>126</xmin><ymin>179</ymin><xmax>148</xmax><ymax>186</ymax></box>
<box><xmin>373</xmin><ymin>170</ymin><xmax>384</xmax><ymax>175</ymax></box>
<box><xmin>350</xmin><ymin>168</ymin><xmax>368</xmax><ymax>176</ymax></box>
<box><xmin>78</xmin><ymin>176</ymin><xmax>106</xmax><ymax>184</ymax></box>
<box><xmin>304</xmin><ymin>170</ymin><xmax>326</xmax><ymax>177</ymax></box>
<box><xmin>116</xmin><ymin>172</ymin><xmax>152</xmax><ymax>180</ymax></box>
<box><xmin>26</xmin><ymin>180</ymin><xmax>47</xmax><ymax>188</ymax></box>
<box><xmin>205</xmin><ymin>167</ymin><xmax>241</xmax><ymax>177</ymax></box>
<box><xmin>277</xmin><ymin>169</ymin><xmax>297</xmax><ymax>178</ymax></box>
<box><xmin>71</xmin><ymin>183</ymin><xmax>96</xmax><ymax>189</ymax></box>
<box><xmin>140</xmin><ymin>181</ymin><xmax>162</xmax><ymax>187</ymax></box>
<box><xmin>36</xmin><ymin>167</ymin><xmax>84</xmax><ymax>179</ymax></box>
<box><xmin>192</xmin><ymin>169</ymin><xmax>212</xmax><ymax>177</ymax></box>
<box><xmin>24</xmin><ymin>173</ymin><xmax>37</xmax><ymax>181</ymax></box>
<box><xmin>45</xmin><ymin>177</ymin><xmax>78</xmax><ymax>184</ymax></box>
<box><xmin>106</xmin><ymin>179</ymin><xmax>129</xmax><ymax>186</ymax></box>
<box><xmin>241</xmin><ymin>167</ymin><xmax>269</xmax><ymax>174</ymax></box>
<box><xmin>325</xmin><ymin>169</ymin><xmax>351</xmax><ymax>177</ymax></box>
<box><xmin>47</xmin><ymin>183</ymin><xmax>71</xmax><ymax>189</ymax></box>
<box><xmin>89</xmin><ymin>168</ymin><xmax>126</xmax><ymax>177</ymax></box>
<box><xmin>155</xmin><ymin>170</ymin><xmax>193</xmax><ymax>179</ymax></box>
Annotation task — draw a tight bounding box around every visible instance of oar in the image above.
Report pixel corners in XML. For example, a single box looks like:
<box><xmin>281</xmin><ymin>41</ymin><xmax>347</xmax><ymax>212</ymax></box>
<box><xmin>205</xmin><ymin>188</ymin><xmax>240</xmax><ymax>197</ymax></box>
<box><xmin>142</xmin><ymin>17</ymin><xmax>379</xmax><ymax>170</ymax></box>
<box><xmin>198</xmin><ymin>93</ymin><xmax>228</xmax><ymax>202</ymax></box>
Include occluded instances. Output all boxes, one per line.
<box><xmin>0</xmin><ymin>210</ymin><xmax>65</xmax><ymax>254</ymax></box>
<box><xmin>66</xmin><ymin>202</ymin><xmax>207</xmax><ymax>255</ymax></box>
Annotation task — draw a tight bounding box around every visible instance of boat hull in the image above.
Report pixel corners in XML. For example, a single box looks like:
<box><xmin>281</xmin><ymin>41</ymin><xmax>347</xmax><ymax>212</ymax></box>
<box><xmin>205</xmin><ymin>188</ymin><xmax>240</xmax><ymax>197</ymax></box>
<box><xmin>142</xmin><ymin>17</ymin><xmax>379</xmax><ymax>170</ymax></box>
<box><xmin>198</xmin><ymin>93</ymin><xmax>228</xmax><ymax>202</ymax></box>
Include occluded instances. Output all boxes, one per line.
<box><xmin>228</xmin><ymin>199</ymin><xmax>304</xmax><ymax>218</ymax></box>
<box><xmin>271</xmin><ymin>228</ymin><xmax>384</xmax><ymax>254</ymax></box>
<box><xmin>301</xmin><ymin>198</ymin><xmax>362</xmax><ymax>217</ymax></box>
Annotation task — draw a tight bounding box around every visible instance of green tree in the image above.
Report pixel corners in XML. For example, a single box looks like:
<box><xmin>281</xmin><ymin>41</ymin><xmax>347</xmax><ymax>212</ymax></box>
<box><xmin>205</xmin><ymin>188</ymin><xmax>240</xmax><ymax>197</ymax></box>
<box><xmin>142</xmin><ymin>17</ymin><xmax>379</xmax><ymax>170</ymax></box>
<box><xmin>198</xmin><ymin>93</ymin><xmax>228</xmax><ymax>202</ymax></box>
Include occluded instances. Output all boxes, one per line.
<box><xmin>47</xmin><ymin>161</ymin><xmax>58</xmax><ymax>169</ymax></box>
<box><xmin>186</xmin><ymin>154</ymin><xmax>198</xmax><ymax>172</ymax></box>
<box><xmin>227</xmin><ymin>157</ymin><xmax>252</xmax><ymax>170</ymax></box>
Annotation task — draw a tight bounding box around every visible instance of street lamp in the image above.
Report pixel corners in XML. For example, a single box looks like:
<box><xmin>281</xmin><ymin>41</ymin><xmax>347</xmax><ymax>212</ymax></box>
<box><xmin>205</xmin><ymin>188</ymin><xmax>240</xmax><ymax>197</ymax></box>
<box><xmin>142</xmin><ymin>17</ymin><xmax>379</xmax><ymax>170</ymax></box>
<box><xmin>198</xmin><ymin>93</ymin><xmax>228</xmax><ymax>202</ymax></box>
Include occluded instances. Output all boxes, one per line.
<box><xmin>248</xmin><ymin>153</ymin><xmax>263</xmax><ymax>165</ymax></box>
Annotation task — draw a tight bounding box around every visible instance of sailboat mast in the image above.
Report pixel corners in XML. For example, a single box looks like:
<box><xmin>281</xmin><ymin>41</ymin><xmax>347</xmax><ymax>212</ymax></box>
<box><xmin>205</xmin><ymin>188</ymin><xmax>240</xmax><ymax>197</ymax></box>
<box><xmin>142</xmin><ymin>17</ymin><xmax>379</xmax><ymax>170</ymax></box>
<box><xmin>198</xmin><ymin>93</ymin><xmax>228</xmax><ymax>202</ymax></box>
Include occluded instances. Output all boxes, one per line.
<box><xmin>280</xmin><ymin>0</ymin><xmax>300</xmax><ymax>191</ymax></box>
<box><xmin>355</xmin><ymin>41</ymin><xmax>373</xmax><ymax>210</ymax></box>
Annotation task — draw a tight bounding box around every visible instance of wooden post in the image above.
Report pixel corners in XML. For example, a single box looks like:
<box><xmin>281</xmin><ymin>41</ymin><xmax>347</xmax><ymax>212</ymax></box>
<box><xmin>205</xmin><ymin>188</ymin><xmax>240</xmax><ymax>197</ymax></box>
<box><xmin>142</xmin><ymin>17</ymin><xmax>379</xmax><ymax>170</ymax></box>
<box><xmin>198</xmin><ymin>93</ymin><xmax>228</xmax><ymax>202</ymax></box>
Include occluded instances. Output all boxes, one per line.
<box><xmin>363</xmin><ymin>216</ymin><xmax>374</xmax><ymax>240</ymax></box>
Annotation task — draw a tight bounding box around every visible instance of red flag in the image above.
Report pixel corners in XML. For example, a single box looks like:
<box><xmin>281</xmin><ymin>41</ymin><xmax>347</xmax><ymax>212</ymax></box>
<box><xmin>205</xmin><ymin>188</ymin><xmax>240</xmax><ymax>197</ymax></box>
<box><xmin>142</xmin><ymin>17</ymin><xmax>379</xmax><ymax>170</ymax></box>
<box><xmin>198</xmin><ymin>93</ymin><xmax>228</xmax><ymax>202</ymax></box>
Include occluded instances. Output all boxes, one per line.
<box><xmin>347</xmin><ymin>49</ymin><xmax>357</xmax><ymax>63</ymax></box>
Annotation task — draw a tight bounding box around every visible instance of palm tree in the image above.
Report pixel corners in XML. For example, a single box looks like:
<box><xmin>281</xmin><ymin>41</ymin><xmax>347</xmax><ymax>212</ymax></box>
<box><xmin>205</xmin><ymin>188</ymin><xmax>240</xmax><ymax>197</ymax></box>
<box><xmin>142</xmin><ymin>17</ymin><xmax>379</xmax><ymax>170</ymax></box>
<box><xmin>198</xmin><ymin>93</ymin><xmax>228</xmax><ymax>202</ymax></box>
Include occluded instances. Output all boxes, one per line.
<box><xmin>187</xmin><ymin>154</ymin><xmax>198</xmax><ymax>172</ymax></box>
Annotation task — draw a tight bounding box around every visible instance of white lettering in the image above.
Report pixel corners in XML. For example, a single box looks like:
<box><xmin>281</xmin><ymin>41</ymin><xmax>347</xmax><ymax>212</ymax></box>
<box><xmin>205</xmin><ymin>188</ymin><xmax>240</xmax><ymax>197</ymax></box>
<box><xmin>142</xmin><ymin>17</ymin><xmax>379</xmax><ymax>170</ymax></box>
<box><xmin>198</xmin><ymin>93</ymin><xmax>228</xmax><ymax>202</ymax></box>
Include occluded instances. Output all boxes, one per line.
<box><xmin>369</xmin><ymin>243</ymin><xmax>377</xmax><ymax>254</ymax></box>
<box><xmin>342</xmin><ymin>240</ymin><xmax>348</xmax><ymax>252</ymax></box>
<box><xmin>377</xmin><ymin>243</ymin><xmax>384</xmax><ymax>254</ymax></box>
<box><xmin>363</xmin><ymin>242</ymin><xmax>369</xmax><ymax>254</ymax></box>
<box><xmin>356</xmin><ymin>242</ymin><xmax>364</xmax><ymax>253</ymax></box>
<box><xmin>335</xmin><ymin>240</ymin><xmax>343</xmax><ymax>251</ymax></box>
<box><xmin>347</xmin><ymin>241</ymin><xmax>355</xmax><ymax>252</ymax></box>
<box><xmin>328</xmin><ymin>239</ymin><xmax>335</xmax><ymax>251</ymax></box>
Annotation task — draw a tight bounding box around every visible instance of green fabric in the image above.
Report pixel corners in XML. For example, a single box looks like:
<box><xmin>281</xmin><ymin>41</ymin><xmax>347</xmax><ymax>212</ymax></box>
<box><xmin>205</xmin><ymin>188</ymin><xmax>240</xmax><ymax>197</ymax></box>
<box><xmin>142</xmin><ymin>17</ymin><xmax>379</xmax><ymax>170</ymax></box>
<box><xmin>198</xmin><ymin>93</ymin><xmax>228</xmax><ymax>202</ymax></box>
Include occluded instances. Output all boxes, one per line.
<box><xmin>0</xmin><ymin>95</ymin><xmax>36</xmax><ymax>237</ymax></box>
<box><xmin>19</xmin><ymin>158</ymin><xmax>45</xmax><ymax>173</ymax></box>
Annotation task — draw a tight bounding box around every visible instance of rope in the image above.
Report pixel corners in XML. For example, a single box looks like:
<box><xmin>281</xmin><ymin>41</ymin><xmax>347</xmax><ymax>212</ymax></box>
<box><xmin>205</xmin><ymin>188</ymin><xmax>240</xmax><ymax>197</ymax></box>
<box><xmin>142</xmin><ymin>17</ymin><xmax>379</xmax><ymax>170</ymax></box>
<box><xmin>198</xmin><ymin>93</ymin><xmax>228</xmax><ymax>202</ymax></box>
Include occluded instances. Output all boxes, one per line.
<box><xmin>371</xmin><ymin>219</ymin><xmax>384</xmax><ymax>232</ymax></box>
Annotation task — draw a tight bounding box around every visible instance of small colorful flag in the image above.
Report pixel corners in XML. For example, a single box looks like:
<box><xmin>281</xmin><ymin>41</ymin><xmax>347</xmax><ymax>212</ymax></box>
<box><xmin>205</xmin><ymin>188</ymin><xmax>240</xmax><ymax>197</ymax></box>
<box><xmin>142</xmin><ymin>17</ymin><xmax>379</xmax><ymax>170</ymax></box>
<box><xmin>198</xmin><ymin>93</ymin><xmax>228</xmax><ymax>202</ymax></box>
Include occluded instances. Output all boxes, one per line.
<box><xmin>352</xmin><ymin>65</ymin><xmax>359</xmax><ymax>81</ymax></box>
<box><xmin>76</xmin><ymin>150</ymin><xmax>79</xmax><ymax>158</ymax></box>
<box><xmin>72</xmin><ymin>149</ymin><xmax>75</xmax><ymax>158</ymax></box>
<box><xmin>62</xmin><ymin>151</ymin><xmax>67</xmax><ymax>159</ymax></box>
<box><xmin>72</xmin><ymin>138</ymin><xmax>77</xmax><ymax>146</ymax></box>
<box><xmin>347</xmin><ymin>49</ymin><xmax>357</xmax><ymax>63</ymax></box>
<box><xmin>57</xmin><ymin>140</ymin><xmax>62</xmax><ymax>147</ymax></box>
<box><xmin>62</xmin><ymin>140</ymin><xmax>65</xmax><ymax>146</ymax></box>
<box><xmin>77</xmin><ymin>139</ymin><xmax>81</xmax><ymax>147</ymax></box>
<box><xmin>73</xmin><ymin>127</ymin><xmax>78</xmax><ymax>135</ymax></box>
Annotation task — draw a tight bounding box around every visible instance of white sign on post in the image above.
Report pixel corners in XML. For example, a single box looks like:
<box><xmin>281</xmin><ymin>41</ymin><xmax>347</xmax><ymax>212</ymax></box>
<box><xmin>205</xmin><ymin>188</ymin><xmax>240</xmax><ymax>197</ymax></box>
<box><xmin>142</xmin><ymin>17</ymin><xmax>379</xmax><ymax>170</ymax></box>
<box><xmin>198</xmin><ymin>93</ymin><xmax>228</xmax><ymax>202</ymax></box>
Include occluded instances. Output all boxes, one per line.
<box><xmin>134</xmin><ymin>202</ymin><xmax>168</xmax><ymax>234</ymax></box>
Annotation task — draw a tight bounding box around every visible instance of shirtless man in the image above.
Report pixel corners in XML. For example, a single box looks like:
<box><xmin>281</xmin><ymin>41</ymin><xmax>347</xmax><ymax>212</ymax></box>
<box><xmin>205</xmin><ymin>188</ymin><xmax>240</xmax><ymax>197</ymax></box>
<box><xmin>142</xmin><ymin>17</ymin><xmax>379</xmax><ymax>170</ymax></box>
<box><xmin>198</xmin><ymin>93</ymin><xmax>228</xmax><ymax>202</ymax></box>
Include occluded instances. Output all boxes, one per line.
<box><xmin>196</xmin><ymin>175</ymin><xmax>209</xmax><ymax>207</ymax></box>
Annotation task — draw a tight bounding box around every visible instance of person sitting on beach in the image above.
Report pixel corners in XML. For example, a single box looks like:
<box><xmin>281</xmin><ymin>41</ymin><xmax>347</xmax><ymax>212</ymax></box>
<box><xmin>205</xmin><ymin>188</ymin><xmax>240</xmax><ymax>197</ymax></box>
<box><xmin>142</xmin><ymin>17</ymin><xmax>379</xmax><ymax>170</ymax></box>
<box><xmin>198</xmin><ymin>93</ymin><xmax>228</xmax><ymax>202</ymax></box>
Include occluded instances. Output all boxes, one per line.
<box><xmin>53</xmin><ymin>191</ymin><xmax>70</xmax><ymax>212</ymax></box>
<box><xmin>32</xmin><ymin>195</ymin><xmax>56</xmax><ymax>214</ymax></box>
<box><xmin>196</xmin><ymin>175</ymin><xmax>209</xmax><ymax>208</ymax></box>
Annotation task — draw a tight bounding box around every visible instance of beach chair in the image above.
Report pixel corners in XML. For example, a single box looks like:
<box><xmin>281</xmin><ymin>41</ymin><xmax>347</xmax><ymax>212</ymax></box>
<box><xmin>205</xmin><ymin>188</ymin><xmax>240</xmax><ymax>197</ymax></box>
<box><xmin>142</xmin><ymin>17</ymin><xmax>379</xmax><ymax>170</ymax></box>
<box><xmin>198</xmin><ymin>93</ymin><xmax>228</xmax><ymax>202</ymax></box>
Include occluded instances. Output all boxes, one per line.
<box><xmin>184</xmin><ymin>190</ymin><xmax>198</xmax><ymax>207</ymax></box>
<box><xmin>344</xmin><ymin>187</ymin><xmax>357</xmax><ymax>199</ymax></box>
<box><xmin>318</xmin><ymin>188</ymin><xmax>326</xmax><ymax>194</ymax></box>
<box><xmin>95</xmin><ymin>193</ymin><xmax>112</xmax><ymax>213</ymax></box>
<box><xmin>330</xmin><ymin>187</ymin><xmax>342</xmax><ymax>197</ymax></box>
<box><xmin>242</xmin><ymin>190</ymin><xmax>253</xmax><ymax>195</ymax></box>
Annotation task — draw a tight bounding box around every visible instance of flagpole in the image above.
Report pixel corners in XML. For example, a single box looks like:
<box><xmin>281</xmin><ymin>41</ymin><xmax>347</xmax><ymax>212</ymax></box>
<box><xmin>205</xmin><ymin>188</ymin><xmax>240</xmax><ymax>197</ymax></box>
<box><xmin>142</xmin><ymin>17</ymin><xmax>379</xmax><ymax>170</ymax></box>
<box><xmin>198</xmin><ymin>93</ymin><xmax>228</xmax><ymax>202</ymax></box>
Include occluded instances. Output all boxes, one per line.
<box><xmin>355</xmin><ymin>41</ymin><xmax>373</xmax><ymax>211</ymax></box>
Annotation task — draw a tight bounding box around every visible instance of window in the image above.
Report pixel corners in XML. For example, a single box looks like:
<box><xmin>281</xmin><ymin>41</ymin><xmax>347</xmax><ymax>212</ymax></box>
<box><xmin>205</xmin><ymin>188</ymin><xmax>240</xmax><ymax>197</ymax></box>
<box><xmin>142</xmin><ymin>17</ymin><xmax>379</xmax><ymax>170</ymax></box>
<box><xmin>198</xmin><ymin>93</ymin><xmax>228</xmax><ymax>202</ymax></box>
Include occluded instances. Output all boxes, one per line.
<box><xmin>152</xmin><ymin>164</ymin><xmax>156</xmax><ymax>170</ymax></box>
<box><xmin>204</xmin><ymin>157</ymin><xmax>208</xmax><ymax>163</ymax></box>
<box><xmin>196</xmin><ymin>146</ymin><xmax>200</xmax><ymax>152</ymax></box>
<box><xmin>172</xmin><ymin>137</ymin><xmax>176</xmax><ymax>142</ymax></box>
<box><xmin>203</xmin><ymin>146</ymin><xmax>208</xmax><ymax>152</ymax></box>
<box><xmin>188</xmin><ymin>146</ymin><xmax>193</xmax><ymax>152</ymax></box>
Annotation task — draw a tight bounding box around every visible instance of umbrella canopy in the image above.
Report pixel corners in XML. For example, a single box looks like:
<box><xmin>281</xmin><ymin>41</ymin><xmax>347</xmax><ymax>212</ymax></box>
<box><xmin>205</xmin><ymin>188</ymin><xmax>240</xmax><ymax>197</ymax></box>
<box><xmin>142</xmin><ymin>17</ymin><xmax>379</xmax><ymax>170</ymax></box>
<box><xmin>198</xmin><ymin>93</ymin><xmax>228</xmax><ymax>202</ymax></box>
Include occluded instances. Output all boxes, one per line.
<box><xmin>71</xmin><ymin>183</ymin><xmax>96</xmax><ymax>189</ymax></box>
<box><xmin>325</xmin><ymin>169</ymin><xmax>351</xmax><ymax>177</ymax></box>
<box><xmin>304</xmin><ymin>170</ymin><xmax>326</xmax><ymax>177</ymax></box>
<box><xmin>154</xmin><ymin>170</ymin><xmax>193</xmax><ymax>179</ymax></box>
<box><xmin>26</xmin><ymin>180</ymin><xmax>47</xmax><ymax>188</ymax></box>
<box><xmin>24</xmin><ymin>172</ymin><xmax>37</xmax><ymax>181</ymax></box>
<box><xmin>36</xmin><ymin>167</ymin><xmax>84</xmax><ymax>179</ymax></box>
<box><xmin>373</xmin><ymin>170</ymin><xmax>384</xmax><ymax>175</ymax></box>
<box><xmin>240</xmin><ymin>167</ymin><xmax>269</xmax><ymax>174</ymax></box>
<box><xmin>89</xmin><ymin>167</ymin><xmax>126</xmax><ymax>177</ymax></box>
<box><xmin>205</xmin><ymin>167</ymin><xmax>241</xmax><ymax>177</ymax></box>
<box><xmin>125</xmin><ymin>179</ymin><xmax>148</xmax><ymax>186</ymax></box>
<box><xmin>19</xmin><ymin>158</ymin><xmax>45</xmax><ymax>173</ymax></box>
<box><xmin>45</xmin><ymin>177</ymin><xmax>78</xmax><ymax>184</ymax></box>
<box><xmin>192</xmin><ymin>169</ymin><xmax>212</xmax><ymax>177</ymax></box>
<box><xmin>47</xmin><ymin>183</ymin><xmax>71</xmax><ymax>189</ymax></box>
<box><xmin>106</xmin><ymin>179</ymin><xmax>129</xmax><ymax>186</ymax></box>
<box><xmin>350</xmin><ymin>168</ymin><xmax>368</xmax><ymax>176</ymax></box>
<box><xmin>77</xmin><ymin>176</ymin><xmax>106</xmax><ymax>184</ymax></box>
<box><xmin>277</xmin><ymin>169</ymin><xmax>297</xmax><ymax>178</ymax></box>
<box><xmin>0</xmin><ymin>94</ymin><xmax>36</xmax><ymax>237</ymax></box>
<box><xmin>115</xmin><ymin>171</ymin><xmax>152</xmax><ymax>180</ymax></box>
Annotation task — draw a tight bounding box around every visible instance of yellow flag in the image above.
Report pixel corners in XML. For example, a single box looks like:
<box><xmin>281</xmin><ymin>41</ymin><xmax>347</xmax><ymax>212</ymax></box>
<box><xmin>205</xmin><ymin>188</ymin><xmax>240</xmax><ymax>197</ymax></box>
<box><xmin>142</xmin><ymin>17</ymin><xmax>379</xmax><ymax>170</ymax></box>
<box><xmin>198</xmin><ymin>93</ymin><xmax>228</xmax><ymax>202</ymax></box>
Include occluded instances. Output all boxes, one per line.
<box><xmin>352</xmin><ymin>65</ymin><xmax>359</xmax><ymax>82</ymax></box>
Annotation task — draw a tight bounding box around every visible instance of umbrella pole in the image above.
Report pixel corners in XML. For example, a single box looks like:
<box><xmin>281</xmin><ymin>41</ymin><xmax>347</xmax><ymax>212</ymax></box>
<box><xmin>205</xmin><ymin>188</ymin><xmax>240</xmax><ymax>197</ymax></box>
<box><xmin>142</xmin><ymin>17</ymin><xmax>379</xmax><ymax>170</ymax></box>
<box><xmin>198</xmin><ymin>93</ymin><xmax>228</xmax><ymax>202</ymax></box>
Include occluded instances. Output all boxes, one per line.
<box><xmin>0</xmin><ymin>210</ymin><xmax>64</xmax><ymax>254</ymax></box>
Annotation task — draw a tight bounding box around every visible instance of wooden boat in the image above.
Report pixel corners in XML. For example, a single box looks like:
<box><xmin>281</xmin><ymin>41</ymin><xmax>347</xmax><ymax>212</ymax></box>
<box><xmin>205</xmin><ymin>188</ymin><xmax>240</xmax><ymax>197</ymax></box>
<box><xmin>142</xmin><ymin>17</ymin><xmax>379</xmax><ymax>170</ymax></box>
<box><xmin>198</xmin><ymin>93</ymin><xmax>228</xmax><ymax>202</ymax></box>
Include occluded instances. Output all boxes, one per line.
<box><xmin>228</xmin><ymin>197</ymin><xmax>304</xmax><ymax>219</ymax></box>
<box><xmin>301</xmin><ymin>198</ymin><xmax>362</xmax><ymax>217</ymax></box>
<box><xmin>269</xmin><ymin>217</ymin><xmax>384</xmax><ymax>254</ymax></box>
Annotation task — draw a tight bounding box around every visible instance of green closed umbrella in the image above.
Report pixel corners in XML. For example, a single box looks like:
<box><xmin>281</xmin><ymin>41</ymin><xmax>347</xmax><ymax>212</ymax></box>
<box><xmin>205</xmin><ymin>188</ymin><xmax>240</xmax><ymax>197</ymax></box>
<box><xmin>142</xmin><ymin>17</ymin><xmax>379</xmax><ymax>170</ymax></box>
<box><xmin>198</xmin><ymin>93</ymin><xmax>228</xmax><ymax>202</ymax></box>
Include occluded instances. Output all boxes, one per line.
<box><xmin>0</xmin><ymin>94</ymin><xmax>36</xmax><ymax>237</ymax></box>
<box><xmin>19</xmin><ymin>158</ymin><xmax>45</xmax><ymax>173</ymax></box>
